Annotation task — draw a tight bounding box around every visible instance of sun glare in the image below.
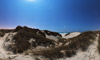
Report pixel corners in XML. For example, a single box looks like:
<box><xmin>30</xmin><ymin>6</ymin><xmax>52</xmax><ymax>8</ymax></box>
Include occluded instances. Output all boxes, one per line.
<box><xmin>27</xmin><ymin>0</ymin><xmax>35</xmax><ymax>2</ymax></box>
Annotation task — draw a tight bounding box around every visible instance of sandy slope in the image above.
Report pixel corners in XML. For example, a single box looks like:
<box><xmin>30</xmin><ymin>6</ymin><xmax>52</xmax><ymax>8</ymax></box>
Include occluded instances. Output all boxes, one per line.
<box><xmin>0</xmin><ymin>33</ymin><xmax>9</xmax><ymax>59</ymax></box>
<box><xmin>46</xmin><ymin>34</ymin><xmax>59</xmax><ymax>41</ymax></box>
<box><xmin>57</xmin><ymin>34</ymin><xmax>100</xmax><ymax>60</ymax></box>
<box><xmin>0</xmin><ymin>33</ymin><xmax>35</xmax><ymax>60</ymax></box>
<box><xmin>61</xmin><ymin>32</ymin><xmax>81</xmax><ymax>39</ymax></box>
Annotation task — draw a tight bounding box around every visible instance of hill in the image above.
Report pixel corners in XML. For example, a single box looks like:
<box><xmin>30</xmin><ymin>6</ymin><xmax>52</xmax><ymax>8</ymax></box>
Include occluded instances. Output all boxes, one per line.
<box><xmin>0</xmin><ymin>26</ymin><xmax>100</xmax><ymax>60</ymax></box>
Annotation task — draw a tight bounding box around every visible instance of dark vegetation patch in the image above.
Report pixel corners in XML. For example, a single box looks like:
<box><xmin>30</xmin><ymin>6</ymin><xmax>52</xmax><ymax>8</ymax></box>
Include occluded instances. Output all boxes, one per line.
<box><xmin>13</xmin><ymin>26</ymin><xmax>46</xmax><ymax>37</ymax></box>
<box><xmin>0</xmin><ymin>29</ymin><xmax>12</xmax><ymax>37</ymax></box>
<box><xmin>33</xmin><ymin>31</ymin><xmax>97</xmax><ymax>59</ymax></box>
<box><xmin>12</xmin><ymin>26</ymin><xmax>55</xmax><ymax>53</ymax></box>
<box><xmin>94</xmin><ymin>31</ymin><xmax>100</xmax><ymax>34</ymax></box>
<box><xmin>33</xmin><ymin>47</ymin><xmax>64</xmax><ymax>60</ymax></box>
<box><xmin>43</xmin><ymin>30</ymin><xmax>62</xmax><ymax>37</ymax></box>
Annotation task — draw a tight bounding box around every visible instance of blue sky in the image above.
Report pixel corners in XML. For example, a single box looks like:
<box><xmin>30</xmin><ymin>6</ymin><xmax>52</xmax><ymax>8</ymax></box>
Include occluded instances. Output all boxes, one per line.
<box><xmin>0</xmin><ymin>0</ymin><xmax>100</xmax><ymax>32</ymax></box>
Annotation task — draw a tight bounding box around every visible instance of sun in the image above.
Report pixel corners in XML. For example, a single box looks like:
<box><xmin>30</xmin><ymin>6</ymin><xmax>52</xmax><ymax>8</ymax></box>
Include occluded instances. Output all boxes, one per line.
<box><xmin>27</xmin><ymin>0</ymin><xmax>35</xmax><ymax>2</ymax></box>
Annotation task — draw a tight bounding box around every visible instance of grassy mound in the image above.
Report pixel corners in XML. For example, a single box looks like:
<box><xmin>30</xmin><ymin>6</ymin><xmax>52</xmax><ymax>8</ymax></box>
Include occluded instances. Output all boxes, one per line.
<box><xmin>33</xmin><ymin>31</ymin><xmax>97</xmax><ymax>59</ymax></box>
<box><xmin>11</xmin><ymin>26</ymin><xmax>55</xmax><ymax>53</ymax></box>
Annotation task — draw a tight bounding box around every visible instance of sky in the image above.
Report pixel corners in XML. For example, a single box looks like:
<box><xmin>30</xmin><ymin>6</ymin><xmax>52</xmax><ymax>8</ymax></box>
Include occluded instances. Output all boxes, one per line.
<box><xmin>0</xmin><ymin>0</ymin><xmax>100</xmax><ymax>32</ymax></box>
